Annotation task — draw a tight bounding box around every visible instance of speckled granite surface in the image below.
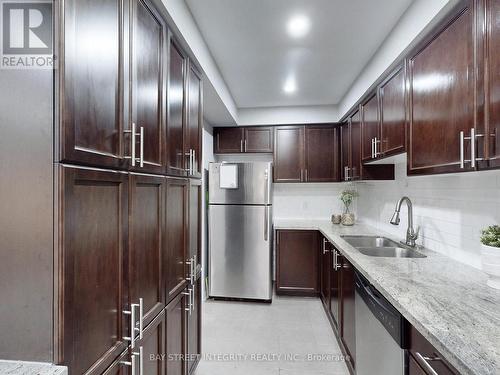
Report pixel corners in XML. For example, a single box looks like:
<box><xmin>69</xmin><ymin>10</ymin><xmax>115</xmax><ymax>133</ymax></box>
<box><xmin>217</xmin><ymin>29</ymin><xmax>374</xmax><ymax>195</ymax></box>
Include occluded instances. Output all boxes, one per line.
<box><xmin>0</xmin><ymin>361</ymin><xmax>67</xmax><ymax>375</ymax></box>
<box><xmin>274</xmin><ymin>219</ymin><xmax>500</xmax><ymax>375</ymax></box>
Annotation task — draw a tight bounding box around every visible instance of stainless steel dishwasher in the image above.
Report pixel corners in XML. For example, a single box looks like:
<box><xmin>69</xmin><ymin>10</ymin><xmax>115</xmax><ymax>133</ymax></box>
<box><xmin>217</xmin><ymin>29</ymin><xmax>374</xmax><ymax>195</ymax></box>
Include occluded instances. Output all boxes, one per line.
<box><xmin>355</xmin><ymin>271</ymin><xmax>408</xmax><ymax>375</ymax></box>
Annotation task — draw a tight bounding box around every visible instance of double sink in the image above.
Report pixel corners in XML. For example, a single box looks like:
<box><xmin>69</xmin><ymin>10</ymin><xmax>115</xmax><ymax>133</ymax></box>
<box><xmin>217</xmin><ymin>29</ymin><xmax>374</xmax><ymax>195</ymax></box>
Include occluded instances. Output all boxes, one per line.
<box><xmin>341</xmin><ymin>235</ymin><xmax>426</xmax><ymax>258</ymax></box>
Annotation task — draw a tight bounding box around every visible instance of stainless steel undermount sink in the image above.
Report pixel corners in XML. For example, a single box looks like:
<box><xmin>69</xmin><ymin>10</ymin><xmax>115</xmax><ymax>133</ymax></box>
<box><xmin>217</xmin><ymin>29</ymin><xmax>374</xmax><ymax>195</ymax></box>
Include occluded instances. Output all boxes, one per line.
<box><xmin>341</xmin><ymin>235</ymin><xmax>427</xmax><ymax>258</ymax></box>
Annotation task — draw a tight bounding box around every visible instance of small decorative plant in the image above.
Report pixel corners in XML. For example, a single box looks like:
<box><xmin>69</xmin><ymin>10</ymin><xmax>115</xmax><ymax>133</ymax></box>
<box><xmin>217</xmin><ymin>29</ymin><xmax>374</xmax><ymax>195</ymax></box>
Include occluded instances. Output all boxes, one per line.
<box><xmin>340</xmin><ymin>189</ymin><xmax>358</xmax><ymax>214</ymax></box>
<box><xmin>480</xmin><ymin>225</ymin><xmax>500</xmax><ymax>248</ymax></box>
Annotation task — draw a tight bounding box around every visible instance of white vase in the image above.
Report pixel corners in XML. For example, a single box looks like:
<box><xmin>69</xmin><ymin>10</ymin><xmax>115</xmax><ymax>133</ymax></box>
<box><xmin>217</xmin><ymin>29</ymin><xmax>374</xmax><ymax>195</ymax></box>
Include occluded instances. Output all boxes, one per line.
<box><xmin>481</xmin><ymin>244</ymin><xmax>500</xmax><ymax>289</ymax></box>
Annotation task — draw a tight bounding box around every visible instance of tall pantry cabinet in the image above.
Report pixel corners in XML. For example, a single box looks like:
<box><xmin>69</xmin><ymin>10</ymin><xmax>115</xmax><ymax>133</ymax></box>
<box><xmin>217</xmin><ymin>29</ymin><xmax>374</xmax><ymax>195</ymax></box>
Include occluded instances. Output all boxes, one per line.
<box><xmin>0</xmin><ymin>0</ymin><xmax>201</xmax><ymax>373</ymax></box>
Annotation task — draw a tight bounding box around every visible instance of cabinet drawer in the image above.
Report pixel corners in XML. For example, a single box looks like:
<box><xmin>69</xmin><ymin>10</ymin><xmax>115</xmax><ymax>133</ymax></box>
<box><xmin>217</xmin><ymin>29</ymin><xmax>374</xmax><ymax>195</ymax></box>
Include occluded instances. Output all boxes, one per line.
<box><xmin>409</xmin><ymin>326</ymin><xmax>458</xmax><ymax>375</ymax></box>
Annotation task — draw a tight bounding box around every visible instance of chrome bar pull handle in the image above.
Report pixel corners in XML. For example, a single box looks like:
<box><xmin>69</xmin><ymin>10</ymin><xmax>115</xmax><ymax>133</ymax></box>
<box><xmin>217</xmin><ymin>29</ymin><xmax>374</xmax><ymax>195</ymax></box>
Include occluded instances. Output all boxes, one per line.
<box><xmin>322</xmin><ymin>238</ymin><xmax>328</xmax><ymax>254</ymax></box>
<box><xmin>371</xmin><ymin>138</ymin><xmax>375</xmax><ymax>158</ymax></box>
<box><xmin>244</xmin><ymin>139</ymin><xmax>247</xmax><ymax>152</ymax></box>
<box><xmin>460</xmin><ymin>131</ymin><xmax>465</xmax><ymax>168</ymax></box>
<box><xmin>191</xmin><ymin>256</ymin><xmax>195</xmax><ymax>283</ymax></box>
<box><xmin>124</xmin><ymin>123</ymin><xmax>137</xmax><ymax>167</ymax></box>
<box><xmin>138</xmin><ymin>298</ymin><xmax>144</xmax><ymax>340</ymax></box>
<box><xmin>240</xmin><ymin>139</ymin><xmax>243</xmax><ymax>152</ymax></box>
<box><xmin>193</xmin><ymin>149</ymin><xmax>196</xmax><ymax>174</ymax></box>
<box><xmin>131</xmin><ymin>353</ymin><xmax>137</xmax><ymax>375</ymax></box>
<box><xmin>131</xmin><ymin>347</ymin><xmax>143</xmax><ymax>375</ymax></box>
<box><xmin>123</xmin><ymin>302</ymin><xmax>139</xmax><ymax>348</ymax></box>
<box><xmin>305</xmin><ymin>169</ymin><xmax>308</xmax><ymax>182</ymax></box>
<box><xmin>139</xmin><ymin>126</ymin><xmax>144</xmax><ymax>168</ymax></box>
<box><xmin>414</xmin><ymin>352</ymin><xmax>439</xmax><ymax>375</ymax></box>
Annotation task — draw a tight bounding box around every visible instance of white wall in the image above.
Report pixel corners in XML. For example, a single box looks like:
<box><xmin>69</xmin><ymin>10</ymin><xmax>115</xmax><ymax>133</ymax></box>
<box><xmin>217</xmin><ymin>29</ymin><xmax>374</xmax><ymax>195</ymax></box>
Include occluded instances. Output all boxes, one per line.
<box><xmin>338</xmin><ymin>0</ymin><xmax>455</xmax><ymax>117</ymax></box>
<box><xmin>356</xmin><ymin>162</ymin><xmax>500</xmax><ymax>269</ymax></box>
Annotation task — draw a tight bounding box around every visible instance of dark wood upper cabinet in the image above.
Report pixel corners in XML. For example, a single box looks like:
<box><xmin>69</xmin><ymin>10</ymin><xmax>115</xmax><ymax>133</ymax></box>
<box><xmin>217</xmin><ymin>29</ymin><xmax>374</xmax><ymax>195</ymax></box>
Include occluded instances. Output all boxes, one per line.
<box><xmin>350</xmin><ymin>111</ymin><xmax>362</xmax><ymax>180</ymax></box>
<box><xmin>214</xmin><ymin>127</ymin><xmax>244</xmax><ymax>153</ymax></box>
<box><xmin>128</xmin><ymin>174</ymin><xmax>165</xmax><ymax>332</ymax></box>
<box><xmin>408</xmin><ymin>0</ymin><xmax>477</xmax><ymax>175</ymax></box>
<box><xmin>483</xmin><ymin>0</ymin><xmax>500</xmax><ymax>170</ymax></box>
<box><xmin>186</xmin><ymin>64</ymin><xmax>203</xmax><ymax>178</ymax></box>
<box><xmin>165</xmin><ymin>291</ymin><xmax>187</xmax><ymax>375</ymax></box>
<box><xmin>61</xmin><ymin>0</ymin><xmax>125</xmax><ymax>169</ymax></box>
<box><xmin>214</xmin><ymin>126</ymin><xmax>273</xmax><ymax>154</ymax></box>
<box><xmin>340</xmin><ymin>122</ymin><xmax>351</xmax><ymax>181</ymax></box>
<box><xmin>361</xmin><ymin>94</ymin><xmax>380</xmax><ymax>162</ymax></box>
<box><xmin>59</xmin><ymin>166</ymin><xmax>128</xmax><ymax>375</ymax></box>
<box><xmin>276</xmin><ymin>230</ymin><xmax>319</xmax><ymax>296</ymax></box>
<box><xmin>167</xmin><ymin>39</ymin><xmax>188</xmax><ymax>177</ymax></box>
<box><xmin>305</xmin><ymin>125</ymin><xmax>339</xmax><ymax>182</ymax></box>
<box><xmin>165</xmin><ymin>177</ymin><xmax>188</xmax><ymax>303</ymax></box>
<box><xmin>244</xmin><ymin>127</ymin><xmax>274</xmax><ymax>153</ymax></box>
<box><xmin>379</xmin><ymin>66</ymin><xmax>407</xmax><ymax>157</ymax></box>
<box><xmin>129</xmin><ymin>0</ymin><xmax>166</xmax><ymax>174</ymax></box>
<box><xmin>274</xmin><ymin>126</ymin><xmax>305</xmax><ymax>182</ymax></box>
<box><xmin>340</xmin><ymin>255</ymin><xmax>356</xmax><ymax>371</ymax></box>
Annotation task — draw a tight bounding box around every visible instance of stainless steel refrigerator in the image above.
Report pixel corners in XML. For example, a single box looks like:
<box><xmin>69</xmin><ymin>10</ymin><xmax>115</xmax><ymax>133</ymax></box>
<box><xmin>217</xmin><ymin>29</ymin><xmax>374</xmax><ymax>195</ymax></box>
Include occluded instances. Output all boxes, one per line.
<box><xmin>208</xmin><ymin>162</ymin><xmax>273</xmax><ymax>301</ymax></box>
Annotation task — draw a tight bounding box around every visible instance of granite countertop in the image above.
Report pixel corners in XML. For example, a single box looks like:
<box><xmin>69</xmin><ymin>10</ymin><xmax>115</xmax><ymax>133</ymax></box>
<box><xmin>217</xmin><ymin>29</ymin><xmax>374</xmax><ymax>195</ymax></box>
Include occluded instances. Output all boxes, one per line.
<box><xmin>274</xmin><ymin>219</ymin><xmax>500</xmax><ymax>375</ymax></box>
<box><xmin>0</xmin><ymin>361</ymin><xmax>67</xmax><ymax>375</ymax></box>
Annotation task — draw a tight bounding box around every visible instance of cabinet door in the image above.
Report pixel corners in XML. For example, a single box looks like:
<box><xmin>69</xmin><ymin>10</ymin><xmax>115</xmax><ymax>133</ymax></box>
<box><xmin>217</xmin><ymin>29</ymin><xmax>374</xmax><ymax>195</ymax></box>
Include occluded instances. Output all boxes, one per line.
<box><xmin>341</xmin><ymin>256</ymin><xmax>356</xmax><ymax>370</ymax></box>
<box><xmin>165</xmin><ymin>292</ymin><xmax>187</xmax><ymax>375</ymax></box>
<box><xmin>305</xmin><ymin>126</ymin><xmax>339</xmax><ymax>182</ymax></box>
<box><xmin>186</xmin><ymin>64</ymin><xmax>203</xmax><ymax>178</ymax></box>
<box><xmin>340</xmin><ymin>122</ymin><xmax>351</xmax><ymax>181</ymax></box>
<box><xmin>136</xmin><ymin>310</ymin><xmax>166</xmax><ymax>375</ymax></box>
<box><xmin>408</xmin><ymin>0</ymin><xmax>476</xmax><ymax>175</ymax></box>
<box><xmin>408</xmin><ymin>354</ymin><xmax>427</xmax><ymax>375</ymax></box>
<box><xmin>61</xmin><ymin>0</ymin><xmax>125</xmax><ymax>168</ymax></box>
<box><xmin>274</xmin><ymin>126</ymin><xmax>305</xmax><ymax>182</ymax></box>
<box><xmin>167</xmin><ymin>39</ymin><xmax>187</xmax><ymax>177</ymax></box>
<box><xmin>409</xmin><ymin>326</ymin><xmax>459</xmax><ymax>375</ymax></box>
<box><xmin>129</xmin><ymin>174</ymin><xmax>165</xmax><ymax>331</ymax></box>
<box><xmin>165</xmin><ymin>178</ymin><xmax>188</xmax><ymax>303</ymax></box>
<box><xmin>213</xmin><ymin>127</ymin><xmax>244</xmax><ymax>153</ymax></box>
<box><xmin>186</xmin><ymin>278</ymin><xmax>201</xmax><ymax>375</ymax></box>
<box><xmin>244</xmin><ymin>127</ymin><xmax>274</xmax><ymax>153</ymax></box>
<box><xmin>350</xmin><ymin>111</ymin><xmax>362</xmax><ymax>180</ymax></box>
<box><xmin>102</xmin><ymin>351</ymin><xmax>131</xmax><ymax>375</ymax></box>
<box><xmin>59</xmin><ymin>166</ymin><xmax>128</xmax><ymax>375</ymax></box>
<box><xmin>130</xmin><ymin>0</ymin><xmax>166</xmax><ymax>174</ymax></box>
<box><xmin>379</xmin><ymin>66</ymin><xmax>407</xmax><ymax>156</ymax></box>
<box><xmin>188</xmin><ymin>179</ymin><xmax>202</xmax><ymax>274</ymax></box>
<box><xmin>484</xmin><ymin>0</ymin><xmax>500</xmax><ymax>169</ymax></box>
<box><xmin>361</xmin><ymin>94</ymin><xmax>380</xmax><ymax>162</ymax></box>
<box><xmin>276</xmin><ymin>230</ymin><xmax>318</xmax><ymax>296</ymax></box>
<box><xmin>330</xmin><ymin>249</ymin><xmax>341</xmax><ymax>329</ymax></box>
<box><xmin>320</xmin><ymin>237</ymin><xmax>331</xmax><ymax>310</ymax></box>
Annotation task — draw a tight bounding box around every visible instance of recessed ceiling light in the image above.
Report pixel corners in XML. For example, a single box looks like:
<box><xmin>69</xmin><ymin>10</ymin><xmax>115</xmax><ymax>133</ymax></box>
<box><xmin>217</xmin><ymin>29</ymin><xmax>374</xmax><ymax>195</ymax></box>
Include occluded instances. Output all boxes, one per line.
<box><xmin>283</xmin><ymin>77</ymin><xmax>297</xmax><ymax>94</ymax></box>
<box><xmin>287</xmin><ymin>15</ymin><xmax>310</xmax><ymax>38</ymax></box>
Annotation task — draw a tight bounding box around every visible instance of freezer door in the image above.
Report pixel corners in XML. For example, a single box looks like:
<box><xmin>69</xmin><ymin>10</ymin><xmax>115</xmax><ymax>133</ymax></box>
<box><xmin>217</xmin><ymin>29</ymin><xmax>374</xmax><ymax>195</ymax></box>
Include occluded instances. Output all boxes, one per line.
<box><xmin>209</xmin><ymin>204</ymin><xmax>272</xmax><ymax>300</ymax></box>
<box><xmin>209</xmin><ymin>162</ymin><xmax>272</xmax><ymax>205</ymax></box>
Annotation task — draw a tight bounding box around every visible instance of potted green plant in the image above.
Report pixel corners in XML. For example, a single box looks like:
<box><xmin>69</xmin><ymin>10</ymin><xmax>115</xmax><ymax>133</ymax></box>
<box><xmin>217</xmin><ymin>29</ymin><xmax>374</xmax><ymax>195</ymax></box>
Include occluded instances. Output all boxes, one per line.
<box><xmin>340</xmin><ymin>189</ymin><xmax>358</xmax><ymax>226</ymax></box>
<box><xmin>480</xmin><ymin>225</ymin><xmax>500</xmax><ymax>289</ymax></box>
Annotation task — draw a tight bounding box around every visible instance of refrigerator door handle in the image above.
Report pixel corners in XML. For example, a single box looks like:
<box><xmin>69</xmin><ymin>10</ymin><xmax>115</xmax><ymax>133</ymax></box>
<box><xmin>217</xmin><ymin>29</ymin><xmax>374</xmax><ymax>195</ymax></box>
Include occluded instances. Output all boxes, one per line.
<box><xmin>264</xmin><ymin>169</ymin><xmax>269</xmax><ymax>204</ymax></box>
<box><xmin>264</xmin><ymin>206</ymin><xmax>269</xmax><ymax>241</ymax></box>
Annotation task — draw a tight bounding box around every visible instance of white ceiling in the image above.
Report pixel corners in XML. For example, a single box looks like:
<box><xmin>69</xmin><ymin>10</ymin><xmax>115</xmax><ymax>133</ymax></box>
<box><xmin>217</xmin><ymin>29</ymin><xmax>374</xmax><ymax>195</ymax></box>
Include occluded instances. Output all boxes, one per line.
<box><xmin>186</xmin><ymin>0</ymin><xmax>414</xmax><ymax>110</ymax></box>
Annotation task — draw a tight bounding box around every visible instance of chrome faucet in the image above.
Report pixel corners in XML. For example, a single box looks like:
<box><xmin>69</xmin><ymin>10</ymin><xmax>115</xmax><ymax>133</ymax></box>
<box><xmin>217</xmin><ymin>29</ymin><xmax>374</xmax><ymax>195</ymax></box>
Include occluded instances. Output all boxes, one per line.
<box><xmin>390</xmin><ymin>196</ymin><xmax>420</xmax><ymax>247</ymax></box>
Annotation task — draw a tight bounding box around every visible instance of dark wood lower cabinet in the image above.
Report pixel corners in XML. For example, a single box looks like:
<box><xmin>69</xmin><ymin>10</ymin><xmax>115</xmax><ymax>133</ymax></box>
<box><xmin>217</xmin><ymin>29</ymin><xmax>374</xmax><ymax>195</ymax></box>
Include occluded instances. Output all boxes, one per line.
<box><xmin>59</xmin><ymin>166</ymin><xmax>128</xmax><ymax>375</ymax></box>
<box><xmin>276</xmin><ymin>230</ymin><xmax>319</xmax><ymax>296</ymax></box>
<box><xmin>340</xmin><ymin>255</ymin><xmax>356</xmax><ymax>371</ymax></box>
<box><xmin>165</xmin><ymin>291</ymin><xmax>187</xmax><ymax>375</ymax></box>
<box><xmin>320</xmin><ymin>237</ymin><xmax>331</xmax><ymax>310</ymax></box>
<box><xmin>330</xmin><ymin>248</ymin><xmax>341</xmax><ymax>329</ymax></box>
<box><xmin>138</xmin><ymin>310</ymin><xmax>166</xmax><ymax>375</ymax></box>
<box><xmin>129</xmin><ymin>173</ymin><xmax>165</xmax><ymax>331</ymax></box>
<box><xmin>165</xmin><ymin>177</ymin><xmax>189</xmax><ymax>303</ymax></box>
<box><xmin>408</xmin><ymin>326</ymin><xmax>459</xmax><ymax>375</ymax></box>
<box><xmin>186</xmin><ymin>277</ymin><xmax>202</xmax><ymax>374</ymax></box>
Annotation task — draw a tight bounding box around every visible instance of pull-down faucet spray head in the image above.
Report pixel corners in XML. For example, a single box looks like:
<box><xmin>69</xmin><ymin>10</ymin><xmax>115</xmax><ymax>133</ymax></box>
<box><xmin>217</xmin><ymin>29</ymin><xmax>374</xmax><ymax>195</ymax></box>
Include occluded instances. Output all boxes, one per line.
<box><xmin>390</xmin><ymin>211</ymin><xmax>401</xmax><ymax>225</ymax></box>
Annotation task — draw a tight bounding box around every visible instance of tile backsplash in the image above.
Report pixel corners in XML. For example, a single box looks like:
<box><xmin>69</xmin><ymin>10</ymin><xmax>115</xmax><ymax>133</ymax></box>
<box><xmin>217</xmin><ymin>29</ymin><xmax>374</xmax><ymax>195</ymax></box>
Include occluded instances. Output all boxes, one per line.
<box><xmin>356</xmin><ymin>162</ymin><xmax>500</xmax><ymax>269</ymax></box>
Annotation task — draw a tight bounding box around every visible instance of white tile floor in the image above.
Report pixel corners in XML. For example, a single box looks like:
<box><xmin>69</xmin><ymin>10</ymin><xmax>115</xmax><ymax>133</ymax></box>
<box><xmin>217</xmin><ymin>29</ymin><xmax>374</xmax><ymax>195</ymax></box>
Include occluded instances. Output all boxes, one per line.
<box><xmin>194</xmin><ymin>295</ymin><xmax>350</xmax><ymax>375</ymax></box>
